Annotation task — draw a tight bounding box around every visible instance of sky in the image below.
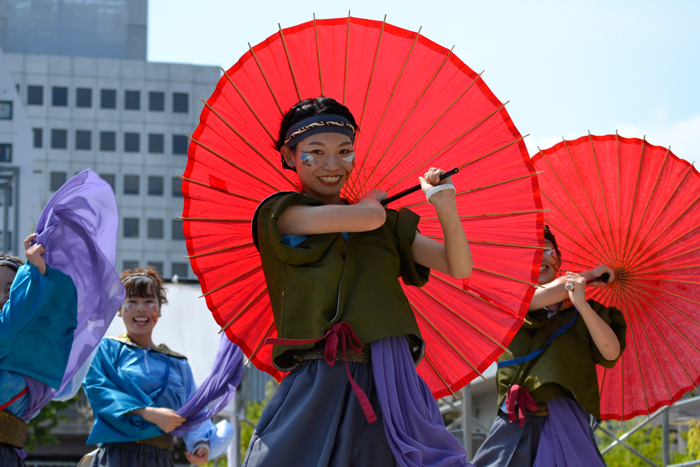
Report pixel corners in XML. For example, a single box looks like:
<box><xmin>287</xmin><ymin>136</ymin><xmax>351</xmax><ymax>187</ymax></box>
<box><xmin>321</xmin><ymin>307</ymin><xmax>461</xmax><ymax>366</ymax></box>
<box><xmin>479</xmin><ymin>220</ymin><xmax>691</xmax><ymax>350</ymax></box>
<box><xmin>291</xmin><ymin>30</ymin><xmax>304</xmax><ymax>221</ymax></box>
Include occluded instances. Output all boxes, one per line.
<box><xmin>149</xmin><ymin>0</ymin><xmax>700</xmax><ymax>163</ymax></box>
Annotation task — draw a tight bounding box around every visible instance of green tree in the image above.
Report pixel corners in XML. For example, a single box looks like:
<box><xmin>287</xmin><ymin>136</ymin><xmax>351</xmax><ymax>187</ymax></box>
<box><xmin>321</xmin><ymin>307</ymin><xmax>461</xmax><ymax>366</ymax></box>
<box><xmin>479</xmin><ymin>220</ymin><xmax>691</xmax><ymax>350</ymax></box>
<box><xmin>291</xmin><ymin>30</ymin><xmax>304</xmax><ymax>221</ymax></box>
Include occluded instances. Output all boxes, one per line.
<box><xmin>240</xmin><ymin>381</ymin><xmax>277</xmax><ymax>460</ymax></box>
<box><xmin>24</xmin><ymin>394</ymin><xmax>81</xmax><ymax>451</ymax></box>
<box><xmin>600</xmin><ymin>419</ymin><xmax>700</xmax><ymax>467</ymax></box>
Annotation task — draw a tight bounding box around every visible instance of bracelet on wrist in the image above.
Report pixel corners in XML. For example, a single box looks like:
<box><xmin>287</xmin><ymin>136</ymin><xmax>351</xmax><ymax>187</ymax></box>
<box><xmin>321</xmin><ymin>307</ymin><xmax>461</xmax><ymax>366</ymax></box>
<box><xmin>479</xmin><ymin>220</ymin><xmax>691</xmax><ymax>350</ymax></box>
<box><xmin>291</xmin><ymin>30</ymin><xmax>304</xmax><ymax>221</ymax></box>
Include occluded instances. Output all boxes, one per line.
<box><xmin>426</xmin><ymin>184</ymin><xmax>456</xmax><ymax>204</ymax></box>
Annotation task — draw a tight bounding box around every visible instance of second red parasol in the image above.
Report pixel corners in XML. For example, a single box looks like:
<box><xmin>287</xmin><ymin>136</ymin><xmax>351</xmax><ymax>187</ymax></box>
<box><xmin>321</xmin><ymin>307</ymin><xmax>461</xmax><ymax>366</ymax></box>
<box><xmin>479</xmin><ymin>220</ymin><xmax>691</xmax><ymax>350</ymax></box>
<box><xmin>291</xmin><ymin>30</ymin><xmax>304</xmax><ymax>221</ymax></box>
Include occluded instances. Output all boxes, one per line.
<box><xmin>533</xmin><ymin>133</ymin><xmax>700</xmax><ymax>420</ymax></box>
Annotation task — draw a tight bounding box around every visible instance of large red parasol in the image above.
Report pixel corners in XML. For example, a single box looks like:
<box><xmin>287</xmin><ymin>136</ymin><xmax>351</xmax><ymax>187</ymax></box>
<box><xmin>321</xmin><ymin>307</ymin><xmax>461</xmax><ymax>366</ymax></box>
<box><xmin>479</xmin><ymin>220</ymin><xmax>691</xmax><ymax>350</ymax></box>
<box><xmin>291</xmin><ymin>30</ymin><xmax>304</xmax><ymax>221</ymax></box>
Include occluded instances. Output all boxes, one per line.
<box><xmin>533</xmin><ymin>133</ymin><xmax>700</xmax><ymax>420</ymax></box>
<box><xmin>182</xmin><ymin>16</ymin><xmax>544</xmax><ymax>398</ymax></box>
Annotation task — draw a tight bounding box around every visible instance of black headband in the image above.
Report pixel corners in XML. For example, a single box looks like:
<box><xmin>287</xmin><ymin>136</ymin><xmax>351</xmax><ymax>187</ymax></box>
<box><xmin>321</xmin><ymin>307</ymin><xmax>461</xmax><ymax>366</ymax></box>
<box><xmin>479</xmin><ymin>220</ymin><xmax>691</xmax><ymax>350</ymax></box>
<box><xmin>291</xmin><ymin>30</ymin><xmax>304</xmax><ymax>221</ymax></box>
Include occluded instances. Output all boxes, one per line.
<box><xmin>0</xmin><ymin>259</ymin><xmax>21</xmax><ymax>270</ymax></box>
<box><xmin>283</xmin><ymin>115</ymin><xmax>356</xmax><ymax>148</ymax></box>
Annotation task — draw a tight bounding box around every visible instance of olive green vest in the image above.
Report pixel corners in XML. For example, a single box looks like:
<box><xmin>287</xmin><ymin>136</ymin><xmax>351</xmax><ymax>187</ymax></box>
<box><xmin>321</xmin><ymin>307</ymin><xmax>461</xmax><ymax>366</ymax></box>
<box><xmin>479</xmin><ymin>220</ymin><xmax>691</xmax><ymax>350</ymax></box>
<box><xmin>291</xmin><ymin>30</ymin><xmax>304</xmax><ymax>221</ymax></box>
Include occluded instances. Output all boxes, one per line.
<box><xmin>257</xmin><ymin>192</ymin><xmax>428</xmax><ymax>371</ymax></box>
<box><xmin>496</xmin><ymin>300</ymin><xmax>627</xmax><ymax>420</ymax></box>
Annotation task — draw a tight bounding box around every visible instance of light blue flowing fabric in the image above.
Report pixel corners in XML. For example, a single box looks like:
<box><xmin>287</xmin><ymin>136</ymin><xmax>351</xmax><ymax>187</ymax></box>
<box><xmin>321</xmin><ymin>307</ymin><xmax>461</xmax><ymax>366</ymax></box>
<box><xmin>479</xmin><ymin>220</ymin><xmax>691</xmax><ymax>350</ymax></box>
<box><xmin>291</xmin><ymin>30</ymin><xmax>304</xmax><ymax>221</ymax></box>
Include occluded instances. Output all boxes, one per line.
<box><xmin>372</xmin><ymin>336</ymin><xmax>473</xmax><ymax>467</ymax></box>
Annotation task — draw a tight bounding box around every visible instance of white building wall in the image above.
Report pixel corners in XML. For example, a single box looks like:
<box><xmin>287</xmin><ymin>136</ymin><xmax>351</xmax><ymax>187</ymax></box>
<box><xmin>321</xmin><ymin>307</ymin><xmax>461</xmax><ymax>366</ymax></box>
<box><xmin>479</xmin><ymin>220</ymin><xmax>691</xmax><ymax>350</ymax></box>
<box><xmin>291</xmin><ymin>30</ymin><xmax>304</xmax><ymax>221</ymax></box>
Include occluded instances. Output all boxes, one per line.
<box><xmin>5</xmin><ymin>52</ymin><xmax>220</xmax><ymax>277</ymax></box>
<box><xmin>0</xmin><ymin>45</ymin><xmax>40</xmax><ymax>253</ymax></box>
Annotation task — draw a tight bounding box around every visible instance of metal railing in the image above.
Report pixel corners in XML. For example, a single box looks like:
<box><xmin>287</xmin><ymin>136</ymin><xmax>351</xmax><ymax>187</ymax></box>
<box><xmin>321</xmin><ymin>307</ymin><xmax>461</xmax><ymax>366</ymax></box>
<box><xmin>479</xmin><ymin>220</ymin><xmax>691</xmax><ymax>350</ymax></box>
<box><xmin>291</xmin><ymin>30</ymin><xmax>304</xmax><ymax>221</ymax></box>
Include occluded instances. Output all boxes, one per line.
<box><xmin>598</xmin><ymin>395</ymin><xmax>700</xmax><ymax>467</ymax></box>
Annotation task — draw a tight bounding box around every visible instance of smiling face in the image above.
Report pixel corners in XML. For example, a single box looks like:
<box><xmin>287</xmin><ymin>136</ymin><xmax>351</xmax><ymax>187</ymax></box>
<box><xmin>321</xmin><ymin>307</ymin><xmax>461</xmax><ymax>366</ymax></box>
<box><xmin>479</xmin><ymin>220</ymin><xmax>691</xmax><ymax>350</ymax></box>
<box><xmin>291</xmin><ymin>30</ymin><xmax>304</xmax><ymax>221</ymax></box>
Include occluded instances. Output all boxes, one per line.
<box><xmin>121</xmin><ymin>284</ymin><xmax>160</xmax><ymax>342</ymax></box>
<box><xmin>0</xmin><ymin>266</ymin><xmax>16</xmax><ymax>306</ymax></box>
<box><xmin>539</xmin><ymin>239</ymin><xmax>561</xmax><ymax>285</ymax></box>
<box><xmin>282</xmin><ymin>132</ymin><xmax>355</xmax><ymax>204</ymax></box>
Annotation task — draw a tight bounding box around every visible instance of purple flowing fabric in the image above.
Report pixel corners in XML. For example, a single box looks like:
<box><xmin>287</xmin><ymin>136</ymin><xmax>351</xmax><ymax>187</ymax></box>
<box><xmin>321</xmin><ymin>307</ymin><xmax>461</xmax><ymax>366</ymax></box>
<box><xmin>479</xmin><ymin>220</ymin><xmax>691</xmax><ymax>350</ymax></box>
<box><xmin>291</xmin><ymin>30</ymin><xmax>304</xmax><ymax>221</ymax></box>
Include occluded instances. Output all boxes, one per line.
<box><xmin>22</xmin><ymin>170</ymin><xmax>124</xmax><ymax>420</ymax></box>
<box><xmin>171</xmin><ymin>335</ymin><xmax>244</xmax><ymax>437</ymax></box>
<box><xmin>533</xmin><ymin>398</ymin><xmax>605</xmax><ymax>467</ymax></box>
<box><xmin>372</xmin><ymin>336</ymin><xmax>473</xmax><ymax>467</ymax></box>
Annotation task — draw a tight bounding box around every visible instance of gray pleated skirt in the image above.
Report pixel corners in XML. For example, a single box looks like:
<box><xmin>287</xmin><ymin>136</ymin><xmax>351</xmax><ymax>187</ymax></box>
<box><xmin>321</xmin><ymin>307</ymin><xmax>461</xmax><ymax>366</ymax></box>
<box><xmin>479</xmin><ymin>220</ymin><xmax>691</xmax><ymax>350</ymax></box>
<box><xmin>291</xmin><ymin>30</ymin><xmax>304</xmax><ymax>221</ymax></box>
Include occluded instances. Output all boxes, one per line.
<box><xmin>472</xmin><ymin>414</ymin><xmax>546</xmax><ymax>467</ymax></box>
<box><xmin>243</xmin><ymin>359</ymin><xmax>396</xmax><ymax>467</ymax></box>
<box><xmin>0</xmin><ymin>444</ymin><xmax>25</xmax><ymax>467</ymax></box>
<box><xmin>89</xmin><ymin>442</ymin><xmax>174</xmax><ymax>467</ymax></box>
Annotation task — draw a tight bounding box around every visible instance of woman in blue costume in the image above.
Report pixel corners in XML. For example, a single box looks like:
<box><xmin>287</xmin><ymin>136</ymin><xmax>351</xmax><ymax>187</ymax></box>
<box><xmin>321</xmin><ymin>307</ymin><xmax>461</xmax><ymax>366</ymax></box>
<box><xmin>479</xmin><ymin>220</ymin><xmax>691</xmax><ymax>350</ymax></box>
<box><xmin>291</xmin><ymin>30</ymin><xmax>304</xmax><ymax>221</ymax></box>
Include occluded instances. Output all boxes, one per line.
<box><xmin>83</xmin><ymin>267</ymin><xmax>233</xmax><ymax>467</ymax></box>
<box><xmin>2</xmin><ymin>170</ymin><xmax>123</xmax><ymax>467</ymax></box>
<box><xmin>0</xmin><ymin>237</ymin><xmax>80</xmax><ymax>467</ymax></box>
<box><xmin>244</xmin><ymin>97</ymin><xmax>475</xmax><ymax>467</ymax></box>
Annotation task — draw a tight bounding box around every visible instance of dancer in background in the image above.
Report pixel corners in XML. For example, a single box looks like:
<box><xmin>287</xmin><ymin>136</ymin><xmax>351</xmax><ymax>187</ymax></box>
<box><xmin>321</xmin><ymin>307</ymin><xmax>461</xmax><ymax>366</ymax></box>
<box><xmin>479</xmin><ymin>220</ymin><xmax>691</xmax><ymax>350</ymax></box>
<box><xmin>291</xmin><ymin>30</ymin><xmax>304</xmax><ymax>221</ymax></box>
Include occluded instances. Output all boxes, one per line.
<box><xmin>472</xmin><ymin>226</ymin><xmax>627</xmax><ymax>467</ymax></box>
<box><xmin>244</xmin><ymin>96</ymin><xmax>474</xmax><ymax>467</ymax></box>
<box><xmin>0</xmin><ymin>240</ymin><xmax>76</xmax><ymax>467</ymax></box>
<box><xmin>0</xmin><ymin>170</ymin><xmax>124</xmax><ymax>467</ymax></box>
<box><xmin>83</xmin><ymin>267</ymin><xmax>233</xmax><ymax>467</ymax></box>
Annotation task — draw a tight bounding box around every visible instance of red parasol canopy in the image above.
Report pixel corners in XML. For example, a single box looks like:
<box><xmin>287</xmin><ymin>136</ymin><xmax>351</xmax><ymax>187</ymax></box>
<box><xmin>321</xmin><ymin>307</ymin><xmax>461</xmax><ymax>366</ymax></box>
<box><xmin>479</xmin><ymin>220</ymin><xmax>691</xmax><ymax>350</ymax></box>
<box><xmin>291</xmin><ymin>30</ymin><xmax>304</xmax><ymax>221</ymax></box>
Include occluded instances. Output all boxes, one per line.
<box><xmin>533</xmin><ymin>133</ymin><xmax>700</xmax><ymax>420</ymax></box>
<box><xmin>182</xmin><ymin>16</ymin><xmax>544</xmax><ymax>398</ymax></box>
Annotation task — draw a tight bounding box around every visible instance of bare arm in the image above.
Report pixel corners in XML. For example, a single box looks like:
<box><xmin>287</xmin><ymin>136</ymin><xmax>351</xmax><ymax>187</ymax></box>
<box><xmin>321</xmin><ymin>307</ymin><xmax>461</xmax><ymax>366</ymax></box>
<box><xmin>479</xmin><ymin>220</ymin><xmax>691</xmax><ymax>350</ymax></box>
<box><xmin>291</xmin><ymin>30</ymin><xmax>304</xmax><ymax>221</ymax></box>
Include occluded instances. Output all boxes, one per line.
<box><xmin>529</xmin><ymin>264</ymin><xmax>615</xmax><ymax>311</ymax></box>
<box><xmin>567</xmin><ymin>272</ymin><xmax>621</xmax><ymax>361</ymax></box>
<box><xmin>277</xmin><ymin>190</ymin><xmax>387</xmax><ymax>236</ymax></box>
<box><xmin>411</xmin><ymin>169</ymin><xmax>472</xmax><ymax>279</ymax></box>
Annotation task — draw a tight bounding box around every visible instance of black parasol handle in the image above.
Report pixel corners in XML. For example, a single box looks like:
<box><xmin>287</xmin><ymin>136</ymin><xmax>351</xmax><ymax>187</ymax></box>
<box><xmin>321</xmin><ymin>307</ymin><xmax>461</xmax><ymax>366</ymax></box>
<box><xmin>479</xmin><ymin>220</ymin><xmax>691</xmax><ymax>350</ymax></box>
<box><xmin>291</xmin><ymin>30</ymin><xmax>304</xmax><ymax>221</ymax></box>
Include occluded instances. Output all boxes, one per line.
<box><xmin>381</xmin><ymin>168</ymin><xmax>459</xmax><ymax>206</ymax></box>
<box><xmin>589</xmin><ymin>272</ymin><xmax>611</xmax><ymax>284</ymax></box>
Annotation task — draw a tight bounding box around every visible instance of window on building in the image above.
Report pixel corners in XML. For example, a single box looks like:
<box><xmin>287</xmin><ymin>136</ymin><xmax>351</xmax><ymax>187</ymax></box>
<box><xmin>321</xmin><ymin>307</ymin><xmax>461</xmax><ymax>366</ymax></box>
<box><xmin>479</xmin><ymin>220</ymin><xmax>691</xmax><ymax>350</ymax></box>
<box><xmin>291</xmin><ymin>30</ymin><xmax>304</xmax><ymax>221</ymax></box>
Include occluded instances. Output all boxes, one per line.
<box><xmin>171</xmin><ymin>262</ymin><xmax>189</xmax><ymax>279</ymax></box>
<box><xmin>172</xmin><ymin>93</ymin><xmax>189</xmax><ymax>113</ymax></box>
<box><xmin>100</xmin><ymin>131</ymin><xmax>116</xmax><ymax>151</ymax></box>
<box><xmin>123</xmin><ymin>175</ymin><xmax>140</xmax><ymax>195</ymax></box>
<box><xmin>123</xmin><ymin>260</ymin><xmax>139</xmax><ymax>271</ymax></box>
<box><xmin>149</xmin><ymin>91</ymin><xmax>165</xmax><ymax>111</ymax></box>
<box><xmin>27</xmin><ymin>85</ymin><xmax>43</xmax><ymax>105</ymax></box>
<box><xmin>75</xmin><ymin>130</ymin><xmax>92</xmax><ymax>150</ymax></box>
<box><xmin>125</xmin><ymin>90</ymin><xmax>140</xmax><ymax>110</ymax></box>
<box><xmin>0</xmin><ymin>144</ymin><xmax>11</xmax><ymax>163</ymax></box>
<box><xmin>148</xmin><ymin>134</ymin><xmax>164</xmax><ymax>154</ymax></box>
<box><xmin>172</xmin><ymin>135</ymin><xmax>188</xmax><ymax>155</ymax></box>
<box><xmin>51</xmin><ymin>129</ymin><xmax>68</xmax><ymax>149</ymax></box>
<box><xmin>123</xmin><ymin>218</ymin><xmax>140</xmax><ymax>238</ymax></box>
<box><xmin>0</xmin><ymin>101</ymin><xmax>12</xmax><ymax>120</ymax></box>
<box><xmin>124</xmin><ymin>133</ymin><xmax>140</xmax><ymax>152</ymax></box>
<box><xmin>50</xmin><ymin>172</ymin><xmax>67</xmax><ymax>191</ymax></box>
<box><xmin>147</xmin><ymin>219</ymin><xmax>164</xmax><ymax>239</ymax></box>
<box><xmin>15</xmin><ymin>84</ymin><xmax>19</xmax><ymax>93</ymax></box>
<box><xmin>148</xmin><ymin>176</ymin><xmax>164</xmax><ymax>196</ymax></box>
<box><xmin>32</xmin><ymin>128</ymin><xmax>43</xmax><ymax>148</ymax></box>
<box><xmin>52</xmin><ymin>87</ymin><xmax>68</xmax><ymax>107</ymax></box>
<box><xmin>0</xmin><ymin>188</ymin><xmax>12</xmax><ymax>206</ymax></box>
<box><xmin>171</xmin><ymin>219</ymin><xmax>185</xmax><ymax>241</ymax></box>
<box><xmin>172</xmin><ymin>176</ymin><xmax>183</xmax><ymax>197</ymax></box>
<box><xmin>76</xmin><ymin>88</ymin><xmax>92</xmax><ymax>108</ymax></box>
<box><xmin>100</xmin><ymin>89</ymin><xmax>116</xmax><ymax>109</ymax></box>
<box><xmin>147</xmin><ymin>261</ymin><xmax>164</xmax><ymax>274</ymax></box>
<box><xmin>100</xmin><ymin>173</ymin><xmax>116</xmax><ymax>192</ymax></box>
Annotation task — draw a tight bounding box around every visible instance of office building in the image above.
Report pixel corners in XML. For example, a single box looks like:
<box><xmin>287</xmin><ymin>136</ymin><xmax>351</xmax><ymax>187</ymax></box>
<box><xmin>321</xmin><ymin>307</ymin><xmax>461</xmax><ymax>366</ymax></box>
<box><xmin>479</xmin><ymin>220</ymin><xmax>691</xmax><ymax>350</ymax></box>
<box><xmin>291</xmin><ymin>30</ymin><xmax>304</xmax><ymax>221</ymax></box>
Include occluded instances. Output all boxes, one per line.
<box><xmin>1</xmin><ymin>0</ymin><xmax>220</xmax><ymax>278</ymax></box>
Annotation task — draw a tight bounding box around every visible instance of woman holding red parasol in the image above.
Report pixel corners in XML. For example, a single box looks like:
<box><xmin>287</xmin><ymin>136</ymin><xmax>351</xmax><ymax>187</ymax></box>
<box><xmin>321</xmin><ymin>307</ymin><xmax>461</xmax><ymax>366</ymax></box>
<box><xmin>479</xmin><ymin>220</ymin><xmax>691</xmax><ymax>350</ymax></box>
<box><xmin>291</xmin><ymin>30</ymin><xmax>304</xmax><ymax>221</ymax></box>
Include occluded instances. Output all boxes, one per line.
<box><xmin>472</xmin><ymin>226</ymin><xmax>626</xmax><ymax>467</ymax></box>
<box><xmin>243</xmin><ymin>96</ymin><xmax>474</xmax><ymax>466</ymax></box>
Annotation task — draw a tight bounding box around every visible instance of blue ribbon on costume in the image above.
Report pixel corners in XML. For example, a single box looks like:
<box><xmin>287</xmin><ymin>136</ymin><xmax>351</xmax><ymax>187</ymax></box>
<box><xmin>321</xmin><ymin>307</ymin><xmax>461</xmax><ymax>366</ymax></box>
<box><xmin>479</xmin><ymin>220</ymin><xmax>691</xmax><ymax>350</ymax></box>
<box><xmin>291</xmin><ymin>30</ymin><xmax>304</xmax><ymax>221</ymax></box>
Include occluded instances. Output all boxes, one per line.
<box><xmin>498</xmin><ymin>310</ymin><xmax>579</xmax><ymax>368</ymax></box>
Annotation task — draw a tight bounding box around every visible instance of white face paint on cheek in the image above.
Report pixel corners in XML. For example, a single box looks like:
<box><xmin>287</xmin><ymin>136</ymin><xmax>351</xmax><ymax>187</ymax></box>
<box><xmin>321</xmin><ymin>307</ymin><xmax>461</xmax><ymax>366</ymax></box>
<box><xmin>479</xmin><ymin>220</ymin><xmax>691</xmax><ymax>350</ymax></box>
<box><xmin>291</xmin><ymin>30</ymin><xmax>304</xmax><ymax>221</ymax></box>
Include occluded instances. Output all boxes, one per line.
<box><xmin>342</xmin><ymin>152</ymin><xmax>355</xmax><ymax>163</ymax></box>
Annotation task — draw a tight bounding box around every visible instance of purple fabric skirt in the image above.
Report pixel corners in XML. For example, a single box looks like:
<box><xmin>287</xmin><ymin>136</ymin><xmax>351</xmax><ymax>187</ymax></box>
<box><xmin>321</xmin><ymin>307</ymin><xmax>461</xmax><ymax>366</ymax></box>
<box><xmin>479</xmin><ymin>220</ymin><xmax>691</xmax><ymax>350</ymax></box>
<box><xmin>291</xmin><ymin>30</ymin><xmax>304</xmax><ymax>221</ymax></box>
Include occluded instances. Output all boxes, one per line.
<box><xmin>473</xmin><ymin>398</ymin><xmax>605</xmax><ymax>467</ymax></box>
<box><xmin>533</xmin><ymin>398</ymin><xmax>605</xmax><ymax>467</ymax></box>
<box><xmin>372</xmin><ymin>336</ymin><xmax>472</xmax><ymax>467</ymax></box>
